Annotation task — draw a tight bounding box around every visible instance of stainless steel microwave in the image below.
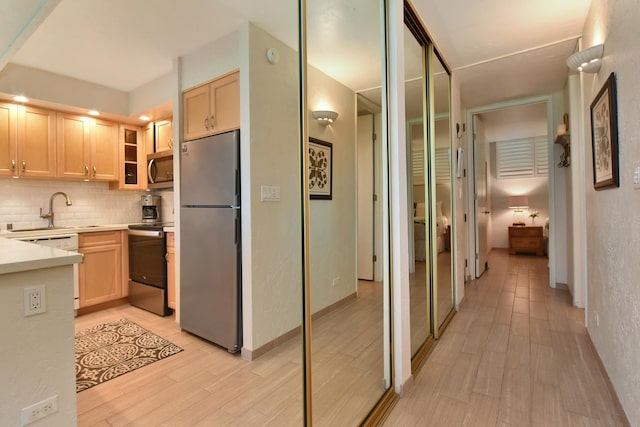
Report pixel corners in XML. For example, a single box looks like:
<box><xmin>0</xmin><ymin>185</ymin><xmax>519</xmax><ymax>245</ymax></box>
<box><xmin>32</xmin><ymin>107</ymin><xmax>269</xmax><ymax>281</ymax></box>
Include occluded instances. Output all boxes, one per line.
<box><xmin>147</xmin><ymin>151</ymin><xmax>173</xmax><ymax>189</ymax></box>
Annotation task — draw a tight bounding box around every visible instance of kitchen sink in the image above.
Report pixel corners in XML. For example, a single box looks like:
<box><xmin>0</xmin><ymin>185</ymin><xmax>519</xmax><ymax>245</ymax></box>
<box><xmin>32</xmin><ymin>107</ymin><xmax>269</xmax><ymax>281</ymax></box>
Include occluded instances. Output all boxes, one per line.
<box><xmin>9</xmin><ymin>225</ymin><xmax>101</xmax><ymax>232</ymax></box>
<box><xmin>9</xmin><ymin>227</ymin><xmax>59</xmax><ymax>232</ymax></box>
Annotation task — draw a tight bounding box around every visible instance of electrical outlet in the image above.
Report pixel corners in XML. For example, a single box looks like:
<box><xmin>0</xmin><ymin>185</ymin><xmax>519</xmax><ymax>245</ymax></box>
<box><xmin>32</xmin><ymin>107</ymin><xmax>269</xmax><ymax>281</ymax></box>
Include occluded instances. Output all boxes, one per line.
<box><xmin>23</xmin><ymin>285</ymin><xmax>46</xmax><ymax>316</ymax></box>
<box><xmin>332</xmin><ymin>277</ymin><xmax>340</xmax><ymax>287</ymax></box>
<box><xmin>21</xmin><ymin>395</ymin><xmax>58</xmax><ymax>425</ymax></box>
<box><xmin>594</xmin><ymin>312</ymin><xmax>600</xmax><ymax>327</ymax></box>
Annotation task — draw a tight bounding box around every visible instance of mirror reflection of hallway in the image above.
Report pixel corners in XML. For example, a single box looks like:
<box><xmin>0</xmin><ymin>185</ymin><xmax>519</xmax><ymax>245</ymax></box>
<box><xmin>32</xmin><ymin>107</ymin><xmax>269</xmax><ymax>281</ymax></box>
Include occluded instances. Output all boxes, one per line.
<box><xmin>405</xmin><ymin>4</ymin><xmax>456</xmax><ymax>369</ymax></box>
<box><xmin>432</xmin><ymin>54</ymin><xmax>455</xmax><ymax>330</ymax></box>
<box><xmin>306</xmin><ymin>0</ymin><xmax>391</xmax><ymax>424</ymax></box>
<box><xmin>404</xmin><ymin>23</ymin><xmax>433</xmax><ymax>360</ymax></box>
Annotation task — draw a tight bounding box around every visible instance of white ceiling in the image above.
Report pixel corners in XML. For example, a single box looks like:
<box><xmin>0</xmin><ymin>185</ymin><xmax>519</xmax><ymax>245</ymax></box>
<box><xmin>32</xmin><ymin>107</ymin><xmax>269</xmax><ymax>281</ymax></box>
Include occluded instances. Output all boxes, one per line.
<box><xmin>1</xmin><ymin>0</ymin><xmax>591</xmax><ymax>112</ymax></box>
<box><xmin>416</xmin><ymin>0</ymin><xmax>591</xmax><ymax>107</ymax></box>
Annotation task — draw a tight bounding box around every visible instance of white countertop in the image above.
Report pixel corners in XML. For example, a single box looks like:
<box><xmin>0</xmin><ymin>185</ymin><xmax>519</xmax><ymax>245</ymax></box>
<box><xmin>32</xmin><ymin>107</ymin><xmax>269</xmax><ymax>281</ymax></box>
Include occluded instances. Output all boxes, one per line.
<box><xmin>0</xmin><ymin>223</ymin><xmax>177</xmax><ymax>274</ymax></box>
<box><xmin>0</xmin><ymin>224</ymin><xmax>130</xmax><ymax>239</ymax></box>
<box><xmin>0</xmin><ymin>238</ymin><xmax>83</xmax><ymax>275</ymax></box>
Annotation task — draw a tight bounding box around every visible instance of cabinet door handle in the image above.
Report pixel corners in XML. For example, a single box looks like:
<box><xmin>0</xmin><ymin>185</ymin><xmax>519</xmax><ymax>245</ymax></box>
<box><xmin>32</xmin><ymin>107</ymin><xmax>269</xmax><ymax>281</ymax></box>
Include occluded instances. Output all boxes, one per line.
<box><xmin>204</xmin><ymin>117</ymin><xmax>210</xmax><ymax>130</ymax></box>
<box><xmin>165</xmin><ymin>253</ymin><xmax>169</xmax><ymax>261</ymax></box>
<box><xmin>210</xmin><ymin>115</ymin><xmax>215</xmax><ymax>128</ymax></box>
<box><xmin>85</xmin><ymin>165</ymin><xmax>89</xmax><ymax>176</ymax></box>
<box><xmin>11</xmin><ymin>160</ymin><xmax>15</xmax><ymax>172</ymax></box>
<box><xmin>21</xmin><ymin>160</ymin><xmax>26</xmax><ymax>172</ymax></box>
<box><xmin>93</xmin><ymin>166</ymin><xmax>97</xmax><ymax>177</ymax></box>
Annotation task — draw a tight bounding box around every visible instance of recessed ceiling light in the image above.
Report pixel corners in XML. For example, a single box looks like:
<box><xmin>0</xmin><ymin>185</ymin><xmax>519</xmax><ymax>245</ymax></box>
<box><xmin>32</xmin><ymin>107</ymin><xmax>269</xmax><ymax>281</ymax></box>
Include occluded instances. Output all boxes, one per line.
<box><xmin>88</xmin><ymin>110</ymin><xmax>100</xmax><ymax>116</ymax></box>
<box><xmin>13</xmin><ymin>95</ymin><xmax>28</xmax><ymax>103</ymax></box>
<box><xmin>139</xmin><ymin>115</ymin><xmax>150</xmax><ymax>121</ymax></box>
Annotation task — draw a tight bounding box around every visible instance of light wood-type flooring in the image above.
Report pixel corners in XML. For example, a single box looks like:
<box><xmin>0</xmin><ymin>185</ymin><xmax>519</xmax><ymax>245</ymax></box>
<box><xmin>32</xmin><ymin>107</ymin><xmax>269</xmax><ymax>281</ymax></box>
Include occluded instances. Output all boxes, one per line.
<box><xmin>76</xmin><ymin>249</ymin><xmax>628</xmax><ymax>426</ymax></box>
<box><xmin>410</xmin><ymin>251</ymin><xmax>455</xmax><ymax>356</ymax></box>
<box><xmin>75</xmin><ymin>280</ymin><xmax>387</xmax><ymax>426</ymax></box>
<box><xmin>386</xmin><ymin>249</ymin><xmax>629</xmax><ymax>426</ymax></box>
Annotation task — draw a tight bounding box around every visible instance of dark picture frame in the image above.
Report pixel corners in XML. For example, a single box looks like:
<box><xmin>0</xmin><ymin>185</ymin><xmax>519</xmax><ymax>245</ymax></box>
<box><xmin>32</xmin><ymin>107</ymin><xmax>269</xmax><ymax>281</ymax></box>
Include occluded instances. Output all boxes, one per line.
<box><xmin>590</xmin><ymin>72</ymin><xmax>619</xmax><ymax>190</ymax></box>
<box><xmin>309</xmin><ymin>137</ymin><xmax>333</xmax><ymax>200</ymax></box>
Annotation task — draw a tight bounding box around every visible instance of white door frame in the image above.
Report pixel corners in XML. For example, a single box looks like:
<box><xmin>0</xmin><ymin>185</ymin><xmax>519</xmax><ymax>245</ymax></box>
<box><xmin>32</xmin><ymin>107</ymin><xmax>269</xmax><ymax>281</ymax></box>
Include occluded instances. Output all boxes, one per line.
<box><xmin>466</xmin><ymin>95</ymin><xmax>557</xmax><ymax>287</ymax></box>
<box><xmin>473</xmin><ymin>114</ymin><xmax>489</xmax><ymax>277</ymax></box>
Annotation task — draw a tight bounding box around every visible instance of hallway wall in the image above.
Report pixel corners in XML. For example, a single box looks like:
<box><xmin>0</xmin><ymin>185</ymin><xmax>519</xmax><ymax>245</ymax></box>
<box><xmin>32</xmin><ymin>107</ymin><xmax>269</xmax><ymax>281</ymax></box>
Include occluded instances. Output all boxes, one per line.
<box><xmin>581</xmin><ymin>0</ymin><xmax>640</xmax><ymax>424</ymax></box>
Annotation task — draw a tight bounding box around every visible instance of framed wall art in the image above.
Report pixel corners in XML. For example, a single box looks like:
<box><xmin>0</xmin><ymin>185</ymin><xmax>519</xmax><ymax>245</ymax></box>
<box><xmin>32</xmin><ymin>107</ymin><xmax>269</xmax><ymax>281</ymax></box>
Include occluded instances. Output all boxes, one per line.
<box><xmin>309</xmin><ymin>137</ymin><xmax>333</xmax><ymax>200</ymax></box>
<box><xmin>590</xmin><ymin>72</ymin><xmax>619</xmax><ymax>190</ymax></box>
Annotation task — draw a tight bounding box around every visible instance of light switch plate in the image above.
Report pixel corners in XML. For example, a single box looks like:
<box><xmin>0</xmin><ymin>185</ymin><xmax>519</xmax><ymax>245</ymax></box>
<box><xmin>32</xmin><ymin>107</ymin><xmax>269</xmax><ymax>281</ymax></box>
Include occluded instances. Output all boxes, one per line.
<box><xmin>633</xmin><ymin>164</ymin><xmax>640</xmax><ymax>190</ymax></box>
<box><xmin>260</xmin><ymin>185</ymin><xmax>281</xmax><ymax>202</ymax></box>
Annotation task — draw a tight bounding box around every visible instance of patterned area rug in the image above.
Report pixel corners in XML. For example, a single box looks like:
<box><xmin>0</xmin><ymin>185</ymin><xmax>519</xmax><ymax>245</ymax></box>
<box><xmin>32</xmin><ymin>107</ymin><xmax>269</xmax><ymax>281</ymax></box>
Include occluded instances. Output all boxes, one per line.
<box><xmin>75</xmin><ymin>318</ymin><xmax>183</xmax><ymax>392</ymax></box>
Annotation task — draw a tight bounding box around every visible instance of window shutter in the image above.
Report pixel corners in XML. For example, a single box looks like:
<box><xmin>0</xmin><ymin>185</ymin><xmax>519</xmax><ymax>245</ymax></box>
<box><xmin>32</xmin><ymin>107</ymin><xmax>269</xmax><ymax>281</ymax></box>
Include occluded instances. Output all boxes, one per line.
<box><xmin>435</xmin><ymin>148</ymin><xmax>450</xmax><ymax>183</ymax></box>
<box><xmin>496</xmin><ymin>136</ymin><xmax>548</xmax><ymax>179</ymax></box>
<box><xmin>497</xmin><ymin>139</ymin><xmax>534</xmax><ymax>178</ymax></box>
<box><xmin>534</xmin><ymin>137</ymin><xmax>548</xmax><ymax>175</ymax></box>
<box><xmin>412</xmin><ymin>148</ymin><xmax>424</xmax><ymax>180</ymax></box>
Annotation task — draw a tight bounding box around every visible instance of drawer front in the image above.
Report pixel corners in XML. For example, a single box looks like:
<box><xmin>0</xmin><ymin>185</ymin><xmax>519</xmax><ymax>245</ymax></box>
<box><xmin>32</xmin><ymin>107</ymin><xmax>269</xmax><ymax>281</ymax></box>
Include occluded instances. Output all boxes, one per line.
<box><xmin>79</xmin><ymin>230</ymin><xmax>122</xmax><ymax>248</ymax></box>
<box><xmin>510</xmin><ymin>227</ymin><xmax>542</xmax><ymax>237</ymax></box>
<box><xmin>511</xmin><ymin>237</ymin><xmax>541</xmax><ymax>249</ymax></box>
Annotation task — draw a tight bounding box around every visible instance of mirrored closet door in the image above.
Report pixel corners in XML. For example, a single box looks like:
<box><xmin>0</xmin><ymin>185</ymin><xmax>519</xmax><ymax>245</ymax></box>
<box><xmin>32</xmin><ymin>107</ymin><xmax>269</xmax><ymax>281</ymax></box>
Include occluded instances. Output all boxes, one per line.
<box><xmin>405</xmin><ymin>3</ymin><xmax>455</xmax><ymax>370</ymax></box>
<box><xmin>304</xmin><ymin>0</ymin><xmax>392</xmax><ymax>424</ymax></box>
<box><xmin>432</xmin><ymin>53</ymin><xmax>455</xmax><ymax>332</ymax></box>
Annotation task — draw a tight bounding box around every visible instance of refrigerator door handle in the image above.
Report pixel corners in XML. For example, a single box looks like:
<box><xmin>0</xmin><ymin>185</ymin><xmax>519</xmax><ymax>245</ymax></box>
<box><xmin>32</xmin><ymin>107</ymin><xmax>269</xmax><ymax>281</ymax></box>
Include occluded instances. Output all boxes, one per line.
<box><xmin>235</xmin><ymin>217</ymin><xmax>239</xmax><ymax>244</ymax></box>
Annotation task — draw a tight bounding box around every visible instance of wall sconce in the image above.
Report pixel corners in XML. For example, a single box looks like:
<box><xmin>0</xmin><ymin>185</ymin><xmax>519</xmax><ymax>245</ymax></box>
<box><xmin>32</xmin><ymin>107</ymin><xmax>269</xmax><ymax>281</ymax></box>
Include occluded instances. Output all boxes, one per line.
<box><xmin>566</xmin><ymin>44</ymin><xmax>604</xmax><ymax>73</ymax></box>
<box><xmin>508</xmin><ymin>195</ymin><xmax>529</xmax><ymax>226</ymax></box>
<box><xmin>312</xmin><ymin>110</ymin><xmax>338</xmax><ymax>126</ymax></box>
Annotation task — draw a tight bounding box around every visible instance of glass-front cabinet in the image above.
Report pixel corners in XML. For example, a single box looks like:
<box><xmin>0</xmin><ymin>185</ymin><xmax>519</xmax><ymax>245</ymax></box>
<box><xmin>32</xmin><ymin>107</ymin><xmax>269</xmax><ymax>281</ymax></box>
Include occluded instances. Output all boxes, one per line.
<box><xmin>110</xmin><ymin>125</ymin><xmax>146</xmax><ymax>190</ymax></box>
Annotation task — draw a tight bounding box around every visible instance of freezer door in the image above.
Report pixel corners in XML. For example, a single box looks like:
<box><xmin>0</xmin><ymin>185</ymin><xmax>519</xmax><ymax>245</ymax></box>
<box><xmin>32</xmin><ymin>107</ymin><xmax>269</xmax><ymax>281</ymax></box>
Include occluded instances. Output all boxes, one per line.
<box><xmin>180</xmin><ymin>207</ymin><xmax>241</xmax><ymax>352</ymax></box>
<box><xmin>180</xmin><ymin>130</ymin><xmax>239</xmax><ymax>206</ymax></box>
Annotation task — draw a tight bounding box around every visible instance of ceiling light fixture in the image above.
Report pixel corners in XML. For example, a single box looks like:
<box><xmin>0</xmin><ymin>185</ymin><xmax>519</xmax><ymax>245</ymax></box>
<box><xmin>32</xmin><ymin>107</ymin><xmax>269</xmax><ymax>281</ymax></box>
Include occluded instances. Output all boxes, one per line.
<box><xmin>139</xmin><ymin>115</ymin><xmax>150</xmax><ymax>121</ymax></box>
<box><xmin>13</xmin><ymin>95</ymin><xmax>28</xmax><ymax>103</ymax></box>
<box><xmin>312</xmin><ymin>110</ymin><xmax>338</xmax><ymax>125</ymax></box>
<box><xmin>88</xmin><ymin>110</ymin><xmax>100</xmax><ymax>116</ymax></box>
<box><xmin>566</xmin><ymin>44</ymin><xmax>604</xmax><ymax>73</ymax></box>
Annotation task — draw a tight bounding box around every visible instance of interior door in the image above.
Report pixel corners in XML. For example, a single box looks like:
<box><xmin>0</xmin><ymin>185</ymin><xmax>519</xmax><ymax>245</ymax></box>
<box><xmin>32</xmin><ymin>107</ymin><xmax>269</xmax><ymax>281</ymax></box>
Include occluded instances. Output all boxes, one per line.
<box><xmin>474</xmin><ymin>115</ymin><xmax>490</xmax><ymax>276</ymax></box>
<box><xmin>357</xmin><ymin>114</ymin><xmax>374</xmax><ymax>280</ymax></box>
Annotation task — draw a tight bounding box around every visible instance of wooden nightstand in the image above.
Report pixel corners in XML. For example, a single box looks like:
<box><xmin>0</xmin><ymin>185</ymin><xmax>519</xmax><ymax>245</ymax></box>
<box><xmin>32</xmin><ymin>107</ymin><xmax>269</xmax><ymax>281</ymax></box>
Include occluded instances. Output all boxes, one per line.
<box><xmin>508</xmin><ymin>226</ymin><xmax>544</xmax><ymax>256</ymax></box>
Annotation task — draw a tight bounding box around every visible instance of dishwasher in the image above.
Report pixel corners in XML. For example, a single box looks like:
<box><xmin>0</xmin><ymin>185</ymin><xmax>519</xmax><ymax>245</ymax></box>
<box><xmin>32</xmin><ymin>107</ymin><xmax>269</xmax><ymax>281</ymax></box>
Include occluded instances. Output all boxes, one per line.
<box><xmin>14</xmin><ymin>233</ymin><xmax>80</xmax><ymax>310</ymax></box>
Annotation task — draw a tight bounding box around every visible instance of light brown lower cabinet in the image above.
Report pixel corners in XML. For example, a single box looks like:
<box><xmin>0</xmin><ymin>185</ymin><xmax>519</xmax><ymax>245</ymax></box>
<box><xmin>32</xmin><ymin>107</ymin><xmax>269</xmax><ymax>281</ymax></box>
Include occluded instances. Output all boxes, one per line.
<box><xmin>78</xmin><ymin>231</ymin><xmax>124</xmax><ymax>308</ymax></box>
<box><xmin>166</xmin><ymin>232</ymin><xmax>176</xmax><ymax>309</ymax></box>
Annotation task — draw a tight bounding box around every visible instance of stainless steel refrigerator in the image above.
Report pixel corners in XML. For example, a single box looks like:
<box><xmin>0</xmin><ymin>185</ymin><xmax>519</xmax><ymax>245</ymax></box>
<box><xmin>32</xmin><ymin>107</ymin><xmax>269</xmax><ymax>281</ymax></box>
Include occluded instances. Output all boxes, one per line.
<box><xmin>180</xmin><ymin>130</ymin><xmax>241</xmax><ymax>353</ymax></box>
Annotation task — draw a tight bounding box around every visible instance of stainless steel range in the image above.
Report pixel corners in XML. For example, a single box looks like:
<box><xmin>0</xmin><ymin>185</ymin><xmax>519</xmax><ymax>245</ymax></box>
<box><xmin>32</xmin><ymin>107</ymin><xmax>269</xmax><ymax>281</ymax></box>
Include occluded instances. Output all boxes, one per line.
<box><xmin>127</xmin><ymin>222</ymin><xmax>173</xmax><ymax>316</ymax></box>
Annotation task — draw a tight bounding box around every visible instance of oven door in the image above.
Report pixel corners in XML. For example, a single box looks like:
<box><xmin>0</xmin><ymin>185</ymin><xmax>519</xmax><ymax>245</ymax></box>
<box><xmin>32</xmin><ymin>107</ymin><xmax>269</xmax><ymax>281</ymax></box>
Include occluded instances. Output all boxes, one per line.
<box><xmin>128</xmin><ymin>229</ymin><xmax>166</xmax><ymax>288</ymax></box>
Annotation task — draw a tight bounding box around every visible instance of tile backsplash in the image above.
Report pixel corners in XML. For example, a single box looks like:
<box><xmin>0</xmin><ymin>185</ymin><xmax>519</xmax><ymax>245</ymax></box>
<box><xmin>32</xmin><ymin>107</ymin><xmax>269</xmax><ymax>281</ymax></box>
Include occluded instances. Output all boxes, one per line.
<box><xmin>0</xmin><ymin>179</ymin><xmax>174</xmax><ymax>231</ymax></box>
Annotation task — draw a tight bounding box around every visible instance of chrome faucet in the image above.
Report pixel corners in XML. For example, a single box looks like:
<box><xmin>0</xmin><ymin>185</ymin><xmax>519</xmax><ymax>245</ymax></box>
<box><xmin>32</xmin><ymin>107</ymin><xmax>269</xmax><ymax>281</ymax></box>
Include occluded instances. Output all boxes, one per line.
<box><xmin>40</xmin><ymin>192</ymin><xmax>72</xmax><ymax>228</ymax></box>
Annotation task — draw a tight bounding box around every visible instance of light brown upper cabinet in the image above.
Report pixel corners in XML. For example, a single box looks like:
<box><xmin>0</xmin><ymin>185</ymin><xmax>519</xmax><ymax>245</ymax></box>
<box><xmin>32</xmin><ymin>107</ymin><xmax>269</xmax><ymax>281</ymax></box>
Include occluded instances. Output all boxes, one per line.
<box><xmin>144</xmin><ymin>122</ymin><xmax>154</xmax><ymax>155</ymax></box>
<box><xmin>183</xmin><ymin>71</ymin><xmax>239</xmax><ymax>141</ymax></box>
<box><xmin>0</xmin><ymin>104</ymin><xmax>57</xmax><ymax>178</ymax></box>
<box><xmin>110</xmin><ymin>125</ymin><xmax>146</xmax><ymax>190</ymax></box>
<box><xmin>0</xmin><ymin>102</ymin><xmax>18</xmax><ymax>177</ymax></box>
<box><xmin>155</xmin><ymin>118</ymin><xmax>173</xmax><ymax>152</ymax></box>
<box><xmin>57</xmin><ymin>113</ymin><xmax>118</xmax><ymax>181</ymax></box>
